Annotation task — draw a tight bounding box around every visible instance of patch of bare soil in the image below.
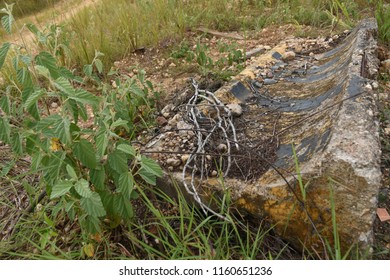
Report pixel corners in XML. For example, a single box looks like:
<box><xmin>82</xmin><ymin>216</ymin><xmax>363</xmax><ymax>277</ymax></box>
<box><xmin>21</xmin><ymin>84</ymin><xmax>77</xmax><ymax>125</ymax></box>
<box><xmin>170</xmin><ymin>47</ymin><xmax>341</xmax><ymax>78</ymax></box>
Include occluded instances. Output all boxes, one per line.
<box><xmin>111</xmin><ymin>25</ymin><xmax>303</xmax><ymax>107</ymax></box>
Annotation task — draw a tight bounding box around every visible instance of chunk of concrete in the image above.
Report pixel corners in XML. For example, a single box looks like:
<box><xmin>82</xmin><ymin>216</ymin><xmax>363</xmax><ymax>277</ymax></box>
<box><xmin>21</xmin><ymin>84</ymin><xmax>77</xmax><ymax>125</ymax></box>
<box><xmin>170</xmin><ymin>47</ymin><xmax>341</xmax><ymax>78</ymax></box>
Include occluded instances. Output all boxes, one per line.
<box><xmin>149</xmin><ymin>19</ymin><xmax>381</xmax><ymax>255</ymax></box>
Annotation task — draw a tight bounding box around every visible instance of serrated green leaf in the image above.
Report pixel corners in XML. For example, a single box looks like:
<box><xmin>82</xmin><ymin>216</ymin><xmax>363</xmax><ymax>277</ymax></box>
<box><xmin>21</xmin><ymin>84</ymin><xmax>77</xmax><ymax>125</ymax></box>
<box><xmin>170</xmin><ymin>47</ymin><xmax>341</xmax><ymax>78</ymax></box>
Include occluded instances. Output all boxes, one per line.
<box><xmin>0</xmin><ymin>117</ymin><xmax>10</xmax><ymax>143</ymax></box>
<box><xmin>58</xmin><ymin>66</ymin><xmax>75</xmax><ymax>80</ymax></box>
<box><xmin>114</xmin><ymin>194</ymin><xmax>133</xmax><ymax>220</ymax></box>
<box><xmin>42</xmin><ymin>152</ymin><xmax>65</xmax><ymax>186</ymax></box>
<box><xmin>95</xmin><ymin>131</ymin><xmax>108</xmax><ymax>158</ymax></box>
<box><xmin>20</xmin><ymin>54</ymin><xmax>32</xmax><ymax>66</ymax></box>
<box><xmin>66</xmin><ymin>164</ymin><xmax>77</xmax><ymax>180</ymax></box>
<box><xmin>75</xmin><ymin>179</ymin><xmax>92</xmax><ymax>198</ymax></box>
<box><xmin>11</xmin><ymin>132</ymin><xmax>22</xmax><ymax>155</ymax></box>
<box><xmin>26</xmin><ymin>135</ymin><xmax>38</xmax><ymax>155</ymax></box>
<box><xmin>35</xmin><ymin>51</ymin><xmax>60</xmax><ymax>79</ymax></box>
<box><xmin>71</xmin><ymin>89</ymin><xmax>100</xmax><ymax>106</ymax></box>
<box><xmin>26</xmin><ymin>23</ymin><xmax>39</xmax><ymax>35</ymax></box>
<box><xmin>37</xmin><ymin>114</ymin><xmax>71</xmax><ymax>144</ymax></box>
<box><xmin>54</xmin><ymin>76</ymin><xmax>75</xmax><ymax>95</ymax></box>
<box><xmin>78</xmin><ymin>102</ymin><xmax>88</xmax><ymax>121</ymax></box>
<box><xmin>73</xmin><ymin>139</ymin><xmax>97</xmax><ymax>169</ymax></box>
<box><xmin>80</xmin><ymin>193</ymin><xmax>106</xmax><ymax>217</ymax></box>
<box><xmin>83</xmin><ymin>64</ymin><xmax>93</xmax><ymax>76</ymax></box>
<box><xmin>0</xmin><ymin>94</ymin><xmax>10</xmax><ymax>115</ymax></box>
<box><xmin>94</xmin><ymin>59</ymin><xmax>103</xmax><ymax>74</ymax></box>
<box><xmin>24</xmin><ymin>89</ymin><xmax>44</xmax><ymax>111</ymax></box>
<box><xmin>118</xmin><ymin>172</ymin><xmax>134</xmax><ymax>198</ymax></box>
<box><xmin>110</xmin><ymin>118</ymin><xmax>128</xmax><ymax>130</ymax></box>
<box><xmin>99</xmin><ymin>191</ymin><xmax>115</xmax><ymax>216</ymax></box>
<box><xmin>138</xmin><ymin>168</ymin><xmax>157</xmax><ymax>185</ymax></box>
<box><xmin>21</xmin><ymin>86</ymin><xmax>34</xmax><ymax>103</ymax></box>
<box><xmin>16</xmin><ymin>67</ymin><xmax>32</xmax><ymax>85</ymax></box>
<box><xmin>1</xmin><ymin>14</ymin><xmax>14</xmax><ymax>34</ymax></box>
<box><xmin>0</xmin><ymin>42</ymin><xmax>10</xmax><ymax>69</ymax></box>
<box><xmin>34</xmin><ymin>65</ymin><xmax>51</xmax><ymax>78</ymax></box>
<box><xmin>65</xmin><ymin>201</ymin><xmax>75</xmax><ymax>213</ymax></box>
<box><xmin>117</xmin><ymin>144</ymin><xmax>136</xmax><ymax>157</ymax></box>
<box><xmin>108</xmin><ymin>150</ymin><xmax>128</xmax><ymax>174</ymax></box>
<box><xmin>1</xmin><ymin>159</ymin><xmax>15</xmax><ymax>177</ymax></box>
<box><xmin>50</xmin><ymin>180</ymin><xmax>73</xmax><ymax>199</ymax></box>
<box><xmin>31</xmin><ymin>152</ymin><xmax>43</xmax><ymax>171</ymax></box>
<box><xmin>140</xmin><ymin>156</ymin><xmax>163</xmax><ymax>177</ymax></box>
<box><xmin>90</xmin><ymin>167</ymin><xmax>106</xmax><ymax>191</ymax></box>
<box><xmin>81</xmin><ymin>214</ymin><xmax>101</xmax><ymax>233</ymax></box>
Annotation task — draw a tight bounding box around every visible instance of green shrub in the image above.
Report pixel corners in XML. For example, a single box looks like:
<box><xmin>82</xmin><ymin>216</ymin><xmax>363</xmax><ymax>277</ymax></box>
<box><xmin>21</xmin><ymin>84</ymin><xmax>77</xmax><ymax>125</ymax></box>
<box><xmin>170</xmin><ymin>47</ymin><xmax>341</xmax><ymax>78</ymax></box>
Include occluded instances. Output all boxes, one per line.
<box><xmin>0</xmin><ymin>5</ymin><xmax>162</xmax><ymax>236</ymax></box>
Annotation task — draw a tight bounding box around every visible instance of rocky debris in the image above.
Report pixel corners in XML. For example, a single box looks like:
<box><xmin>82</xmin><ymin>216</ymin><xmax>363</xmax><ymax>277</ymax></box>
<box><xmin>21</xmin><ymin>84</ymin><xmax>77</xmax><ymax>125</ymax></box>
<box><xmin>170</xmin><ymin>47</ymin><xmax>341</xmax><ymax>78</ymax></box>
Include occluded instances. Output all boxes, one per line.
<box><xmin>381</xmin><ymin>59</ymin><xmax>390</xmax><ymax>74</ymax></box>
<box><xmin>263</xmin><ymin>78</ymin><xmax>278</xmax><ymax>85</ymax></box>
<box><xmin>161</xmin><ymin>104</ymin><xmax>175</xmax><ymax>118</ymax></box>
<box><xmin>156</xmin><ymin>116</ymin><xmax>168</xmax><ymax>126</ymax></box>
<box><xmin>226</xmin><ymin>103</ymin><xmax>243</xmax><ymax>117</ymax></box>
<box><xmin>148</xmin><ymin>19</ymin><xmax>381</xmax><ymax>255</ymax></box>
<box><xmin>282</xmin><ymin>51</ymin><xmax>296</xmax><ymax>61</ymax></box>
<box><xmin>166</xmin><ymin>158</ymin><xmax>181</xmax><ymax>167</ymax></box>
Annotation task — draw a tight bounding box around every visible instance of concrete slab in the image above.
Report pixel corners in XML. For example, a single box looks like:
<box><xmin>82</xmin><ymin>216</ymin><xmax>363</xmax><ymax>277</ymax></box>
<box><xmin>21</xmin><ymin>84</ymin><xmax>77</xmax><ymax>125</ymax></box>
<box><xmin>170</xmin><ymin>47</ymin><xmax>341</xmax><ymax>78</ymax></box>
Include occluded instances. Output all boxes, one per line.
<box><xmin>147</xmin><ymin>19</ymin><xmax>381</xmax><ymax>254</ymax></box>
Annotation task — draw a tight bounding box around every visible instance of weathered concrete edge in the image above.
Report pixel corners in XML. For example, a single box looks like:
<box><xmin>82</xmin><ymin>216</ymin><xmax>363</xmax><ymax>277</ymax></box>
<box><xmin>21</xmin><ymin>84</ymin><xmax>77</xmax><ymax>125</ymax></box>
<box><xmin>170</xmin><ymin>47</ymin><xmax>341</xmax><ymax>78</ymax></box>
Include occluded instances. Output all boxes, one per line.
<box><xmin>155</xmin><ymin>19</ymin><xmax>382</xmax><ymax>253</ymax></box>
<box><xmin>257</xmin><ymin>19</ymin><xmax>382</xmax><ymax>252</ymax></box>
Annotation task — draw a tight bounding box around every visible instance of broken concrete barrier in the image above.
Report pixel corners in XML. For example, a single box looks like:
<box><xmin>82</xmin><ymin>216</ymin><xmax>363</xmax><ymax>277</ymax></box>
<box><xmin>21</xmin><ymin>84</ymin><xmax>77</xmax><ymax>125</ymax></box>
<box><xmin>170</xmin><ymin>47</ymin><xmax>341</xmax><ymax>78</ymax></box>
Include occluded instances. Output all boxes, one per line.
<box><xmin>146</xmin><ymin>19</ymin><xmax>381</xmax><ymax>255</ymax></box>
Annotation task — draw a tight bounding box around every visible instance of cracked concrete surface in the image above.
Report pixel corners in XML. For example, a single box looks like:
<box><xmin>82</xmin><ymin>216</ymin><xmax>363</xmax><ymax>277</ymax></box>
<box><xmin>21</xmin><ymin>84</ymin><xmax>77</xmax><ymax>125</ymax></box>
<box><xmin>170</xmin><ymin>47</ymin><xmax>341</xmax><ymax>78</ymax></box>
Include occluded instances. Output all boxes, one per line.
<box><xmin>149</xmin><ymin>18</ymin><xmax>381</xmax><ymax>254</ymax></box>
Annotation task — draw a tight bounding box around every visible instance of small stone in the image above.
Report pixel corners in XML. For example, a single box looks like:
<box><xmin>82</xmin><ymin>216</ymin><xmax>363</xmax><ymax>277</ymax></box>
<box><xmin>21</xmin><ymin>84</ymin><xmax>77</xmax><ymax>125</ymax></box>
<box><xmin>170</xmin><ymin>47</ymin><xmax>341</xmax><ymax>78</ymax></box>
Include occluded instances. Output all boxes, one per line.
<box><xmin>111</xmin><ymin>80</ymin><xmax>117</xmax><ymax>89</ymax></box>
<box><xmin>294</xmin><ymin>45</ymin><xmax>303</xmax><ymax>53</ymax></box>
<box><xmin>177</xmin><ymin>120</ymin><xmax>193</xmax><ymax>133</ymax></box>
<box><xmin>169</xmin><ymin>62</ymin><xmax>176</xmax><ymax>67</ymax></box>
<box><xmin>211</xmin><ymin>170</ymin><xmax>218</xmax><ymax>177</ymax></box>
<box><xmin>365</xmin><ymin>84</ymin><xmax>372</xmax><ymax>90</ymax></box>
<box><xmin>51</xmin><ymin>102</ymin><xmax>58</xmax><ymax>109</ymax></box>
<box><xmin>264</xmin><ymin>45</ymin><xmax>271</xmax><ymax>50</ymax></box>
<box><xmin>272</xmin><ymin>52</ymin><xmax>282</xmax><ymax>60</ymax></box>
<box><xmin>156</xmin><ymin>116</ymin><xmax>168</xmax><ymax>126</ymax></box>
<box><xmin>206</xmin><ymin>155</ymin><xmax>212</xmax><ymax>161</ymax></box>
<box><xmin>168</xmin><ymin>166</ymin><xmax>174</xmax><ymax>171</ymax></box>
<box><xmin>181</xmin><ymin>154</ymin><xmax>190</xmax><ymax>164</ymax></box>
<box><xmin>264</xmin><ymin>78</ymin><xmax>278</xmax><ymax>85</ymax></box>
<box><xmin>161</xmin><ymin>104</ymin><xmax>174</xmax><ymax>115</ymax></box>
<box><xmin>166</xmin><ymin>158</ymin><xmax>181</xmax><ymax>167</ymax></box>
<box><xmin>217</xmin><ymin>144</ymin><xmax>227</xmax><ymax>153</ymax></box>
<box><xmin>266</xmin><ymin>71</ymin><xmax>274</xmax><ymax>78</ymax></box>
<box><xmin>253</xmin><ymin>81</ymin><xmax>263</xmax><ymax>88</ymax></box>
<box><xmin>226</xmin><ymin>103</ymin><xmax>243</xmax><ymax>117</ymax></box>
<box><xmin>282</xmin><ymin>51</ymin><xmax>296</xmax><ymax>61</ymax></box>
<box><xmin>384</xmin><ymin>127</ymin><xmax>390</xmax><ymax>135</ymax></box>
<box><xmin>371</xmin><ymin>81</ymin><xmax>379</xmax><ymax>89</ymax></box>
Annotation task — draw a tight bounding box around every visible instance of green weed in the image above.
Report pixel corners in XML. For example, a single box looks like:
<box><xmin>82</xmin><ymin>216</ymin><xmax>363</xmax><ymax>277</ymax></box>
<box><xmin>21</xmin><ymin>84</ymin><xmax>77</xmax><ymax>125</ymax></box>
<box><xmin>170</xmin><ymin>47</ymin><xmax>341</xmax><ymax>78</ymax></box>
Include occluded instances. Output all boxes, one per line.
<box><xmin>125</xmin><ymin>184</ymin><xmax>283</xmax><ymax>260</ymax></box>
<box><xmin>375</xmin><ymin>0</ymin><xmax>390</xmax><ymax>45</ymax></box>
<box><xmin>0</xmin><ymin>7</ymin><xmax>162</xmax><ymax>241</ymax></box>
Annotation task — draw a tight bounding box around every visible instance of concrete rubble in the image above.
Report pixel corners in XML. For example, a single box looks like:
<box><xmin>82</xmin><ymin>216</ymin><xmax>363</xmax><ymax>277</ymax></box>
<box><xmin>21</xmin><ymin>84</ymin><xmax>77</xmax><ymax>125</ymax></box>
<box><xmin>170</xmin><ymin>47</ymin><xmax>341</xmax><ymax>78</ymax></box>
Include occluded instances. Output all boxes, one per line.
<box><xmin>144</xmin><ymin>19</ymin><xmax>382</xmax><ymax>254</ymax></box>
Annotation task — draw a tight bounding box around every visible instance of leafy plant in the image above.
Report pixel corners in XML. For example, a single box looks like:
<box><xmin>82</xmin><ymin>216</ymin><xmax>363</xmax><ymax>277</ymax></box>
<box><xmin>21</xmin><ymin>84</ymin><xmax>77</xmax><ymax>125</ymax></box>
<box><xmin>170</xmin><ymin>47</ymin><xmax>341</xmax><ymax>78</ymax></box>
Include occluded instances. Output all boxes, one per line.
<box><xmin>0</xmin><ymin>6</ymin><xmax>162</xmax><ymax>237</ymax></box>
<box><xmin>376</xmin><ymin>0</ymin><xmax>390</xmax><ymax>45</ymax></box>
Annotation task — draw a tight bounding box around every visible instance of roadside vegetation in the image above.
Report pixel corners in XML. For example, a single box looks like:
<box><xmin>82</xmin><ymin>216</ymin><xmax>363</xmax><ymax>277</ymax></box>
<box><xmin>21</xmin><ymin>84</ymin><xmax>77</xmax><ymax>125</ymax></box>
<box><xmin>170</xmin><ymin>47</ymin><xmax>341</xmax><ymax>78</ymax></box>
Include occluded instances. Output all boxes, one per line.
<box><xmin>0</xmin><ymin>0</ymin><xmax>61</xmax><ymax>18</ymax></box>
<box><xmin>0</xmin><ymin>0</ymin><xmax>389</xmax><ymax>260</ymax></box>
